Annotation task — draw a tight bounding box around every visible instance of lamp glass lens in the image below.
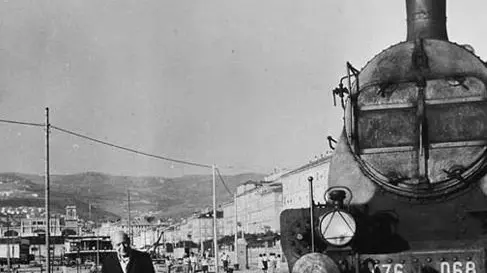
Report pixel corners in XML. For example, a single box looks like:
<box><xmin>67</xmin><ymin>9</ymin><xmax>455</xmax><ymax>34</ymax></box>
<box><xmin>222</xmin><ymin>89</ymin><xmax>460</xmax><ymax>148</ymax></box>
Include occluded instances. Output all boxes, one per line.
<box><xmin>320</xmin><ymin>211</ymin><xmax>356</xmax><ymax>246</ymax></box>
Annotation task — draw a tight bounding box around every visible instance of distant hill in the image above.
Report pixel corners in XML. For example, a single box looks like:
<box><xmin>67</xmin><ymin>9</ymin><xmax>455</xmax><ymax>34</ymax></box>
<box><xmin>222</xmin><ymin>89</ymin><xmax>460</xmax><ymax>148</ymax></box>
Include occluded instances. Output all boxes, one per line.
<box><xmin>0</xmin><ymin>172</ymin><xmax>265</xmax><ymax>221</ymax></box>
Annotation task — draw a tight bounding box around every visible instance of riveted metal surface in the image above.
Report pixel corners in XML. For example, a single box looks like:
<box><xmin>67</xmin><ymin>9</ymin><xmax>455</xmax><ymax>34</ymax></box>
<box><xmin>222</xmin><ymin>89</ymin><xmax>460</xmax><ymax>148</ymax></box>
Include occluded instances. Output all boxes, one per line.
<box><xmin>361</xmin><ymin>151</ymin><xmax>418</xmax><ymax>183</ymax></box>
<box><xmin>334</xmin><ymin>38</ymin><xmax>487</xmax><ymax>199</ymax></box>
<box><xmin>425</xmin><ymin>77</ymin><xmax>485</xmax><ymax>100</ymax></box>
<box><xmin>357</xmin><ymin>108</ymin><xmax>417</xmax><ymax>149</ymax></box>
<box><xmin>356</xmin><ymin>40</ymin><xmax>487</xmax><ymax>88</ymax></box>
<box><xmin>358</xmin><ymin>82</ymin><xmax>418</xmax><ymax>107</ymax></box>
<box><xmin>362</xmin><ymin>247</ymin><xmax>485</xmax><ymax>273</ymax></box>
<box><xmin>427</xmin><ymin>102</ymin><xmax>487</xmax><ymax>142</ymax></box>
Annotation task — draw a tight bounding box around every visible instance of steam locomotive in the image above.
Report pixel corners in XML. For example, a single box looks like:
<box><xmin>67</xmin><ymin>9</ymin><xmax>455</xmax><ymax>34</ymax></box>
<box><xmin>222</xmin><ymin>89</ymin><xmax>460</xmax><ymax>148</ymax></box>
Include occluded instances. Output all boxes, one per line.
<box><xmin>280</xmin><ymin>1</ymin><xmax>487</xmax><ymax>273</ymax></box>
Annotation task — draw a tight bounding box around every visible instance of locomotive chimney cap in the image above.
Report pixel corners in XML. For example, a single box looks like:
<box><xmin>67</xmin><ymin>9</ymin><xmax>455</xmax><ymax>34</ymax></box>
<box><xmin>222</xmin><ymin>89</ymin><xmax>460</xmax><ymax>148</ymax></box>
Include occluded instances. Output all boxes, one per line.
<box><xmin>406</xmin><ymin>0</ymin><xmax>448</xmax><ymax>41</ymax></box>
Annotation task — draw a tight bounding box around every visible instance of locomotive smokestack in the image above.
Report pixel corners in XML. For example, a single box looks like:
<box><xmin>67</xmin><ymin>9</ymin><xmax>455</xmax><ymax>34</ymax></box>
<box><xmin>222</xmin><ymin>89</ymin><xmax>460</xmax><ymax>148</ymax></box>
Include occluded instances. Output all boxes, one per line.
<box><xmin>406</xmin><ymin>0</ymin><xmax>448</xmax><ymax>41</ymax></box>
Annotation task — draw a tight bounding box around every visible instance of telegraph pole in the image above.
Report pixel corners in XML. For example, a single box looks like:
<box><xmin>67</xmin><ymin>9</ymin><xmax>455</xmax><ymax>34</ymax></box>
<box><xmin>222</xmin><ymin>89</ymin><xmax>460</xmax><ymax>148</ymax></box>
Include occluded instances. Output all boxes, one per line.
<box><xmin>127</xmin><ymin>190</ymin><xmax>131</xmax><ymax>243</ymax></box>
<box><xmin>45</xmin><ymin>107</ymin><xmax>51</xmax><ymax>273</ymax></box>
<box><xmin>212</xmin><ymin>165</ymin><xmax>219</xmax><ymax>273</ymax></box>
<box><xmin>6</xmin><ymin>215</ymin><xmax>10</xmax><ymax>273</ymax></box>
<box><xmin>234</xmin><ymin>193</ymin><xmax>238</xmax><ymax>268</ymax></box>
<box><xmin>199</xmin><ymin>217</ymin><xmax>203</xmax><ymax>255</ymax></box>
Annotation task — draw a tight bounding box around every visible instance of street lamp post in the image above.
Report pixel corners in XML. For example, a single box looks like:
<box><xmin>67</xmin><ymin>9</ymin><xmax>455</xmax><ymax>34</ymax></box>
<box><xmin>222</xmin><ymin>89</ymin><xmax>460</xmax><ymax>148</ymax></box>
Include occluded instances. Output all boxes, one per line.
<box><xmin>308</xmin><ymin>176</ymin><xmax>315</xmax><ymax>252</ymax></box>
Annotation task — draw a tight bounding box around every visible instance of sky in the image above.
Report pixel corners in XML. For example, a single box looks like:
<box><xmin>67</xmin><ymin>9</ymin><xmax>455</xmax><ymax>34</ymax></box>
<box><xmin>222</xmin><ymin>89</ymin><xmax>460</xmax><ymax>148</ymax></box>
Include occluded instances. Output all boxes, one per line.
<box><xmin>0</xmin><ymin>0</ymin><xmax>486</xmax><ymax>177</ymax></box>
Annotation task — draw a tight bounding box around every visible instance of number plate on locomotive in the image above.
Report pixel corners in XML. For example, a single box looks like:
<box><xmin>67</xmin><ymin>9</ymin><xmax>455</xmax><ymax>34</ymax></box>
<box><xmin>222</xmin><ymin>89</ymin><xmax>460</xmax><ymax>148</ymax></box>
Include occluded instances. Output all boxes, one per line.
<box><xmin>365</xmin><ymin>248</ymin><xmax>485</xmax><ymax>273</ymax></box>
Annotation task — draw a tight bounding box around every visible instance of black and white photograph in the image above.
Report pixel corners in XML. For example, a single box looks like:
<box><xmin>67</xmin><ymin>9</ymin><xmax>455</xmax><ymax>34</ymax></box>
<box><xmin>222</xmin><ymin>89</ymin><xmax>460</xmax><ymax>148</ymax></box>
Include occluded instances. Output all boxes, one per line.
<box><xmin>0</xmin><ymin>1</ymin><xmax>486</xmax><ymax>273</ymax></box>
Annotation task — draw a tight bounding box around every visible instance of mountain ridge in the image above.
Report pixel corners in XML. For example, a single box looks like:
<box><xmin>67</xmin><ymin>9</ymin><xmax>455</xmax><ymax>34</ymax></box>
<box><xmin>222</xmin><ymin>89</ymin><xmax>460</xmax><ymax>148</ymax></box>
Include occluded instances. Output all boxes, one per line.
<box><xmin>0</xmin><ymin>172</ymin><xmax>265</xmax><ymax>221</ymax></box>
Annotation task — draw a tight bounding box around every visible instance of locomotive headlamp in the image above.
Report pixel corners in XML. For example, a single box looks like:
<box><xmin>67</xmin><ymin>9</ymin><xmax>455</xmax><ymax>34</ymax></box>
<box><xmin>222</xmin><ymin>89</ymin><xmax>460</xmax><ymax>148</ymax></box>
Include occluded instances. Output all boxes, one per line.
<box><xmin>324</xmin><ymin>187</ymin><xmax>352</xmax><ymax>208</ymax></box>
<box><xmin>321</xmin><ymin>187</ymin><xmax>356</xmax><ymax>247</ymax></box>
<box><xmin>319</xmin><ymin>210</ymin><xmax>356</xmax><ymax>247</ymax></box>
<box><xmin>327</xmin><ymin>189</ymin><xmax>346</xmax><ymax>208</ymax></box>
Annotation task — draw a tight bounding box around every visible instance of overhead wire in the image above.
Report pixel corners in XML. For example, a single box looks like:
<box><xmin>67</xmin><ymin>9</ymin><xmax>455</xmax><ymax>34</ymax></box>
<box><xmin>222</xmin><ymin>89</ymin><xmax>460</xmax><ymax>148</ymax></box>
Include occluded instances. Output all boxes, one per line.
<box><xmin>0</xmin><ymin>118</ymin><xmax>241</xmax><ymax>196</ymax></box>
<box><xmin>50</xmin><ymin>124</ymin><xmax>213</xmax><ymax>169</ymax></box>
<box><xmin>0</xmin><ymin>119</ymin><xmax>44</xmax><ymax>127</ymax></box>
<box><xmin>216</xmin><ymin>167</ymin><xmax>233</xmax><ymax>196</ymax></box>
<box><xmin>0</xmin><ymin>118</ymin><xmax>254</xmax><ymax>175</ymax></box>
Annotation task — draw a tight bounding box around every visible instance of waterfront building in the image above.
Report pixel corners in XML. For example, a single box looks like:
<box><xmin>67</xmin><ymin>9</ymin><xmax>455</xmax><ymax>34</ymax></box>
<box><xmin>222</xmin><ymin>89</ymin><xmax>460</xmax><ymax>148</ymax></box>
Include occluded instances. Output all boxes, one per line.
<box><xmin>221</xmin><ymin>201</ymin><xmax>235</xmax><ymax>236</ymax></box>
<box><xmin>280</xmin><ymin>155</ymin><xmax>331</xmax><ymax>209</ymax></box>
<box><xmin>238</xmin><ymin>181</ymin><xmax>282</xmax><ymax>234</ymax></box>
<box><xmin>0</xmin><ymin>205</ymin><xmax>81</xmax><ymax>238</ymax></box>
<box><xmin>132</xmin><ymin>227</ymin><xmax>162</xmax><ymax>250</ymax></box>
<box><xmin>167</xmin><ymin>211</ymin><xmax>224</xmax><ymax>245</ymax></box>
<box><xmin>221</xmin><ymin>180</ymin><xmax>282</xmax><ymax>236</ymax></box>
<box><xmin>19</xmin><ymin>216</ymin><xmax>63</xmax><ymax>237</ymax></box>
<box><xmin>18</xmin><ymin>205</ymin><xmax>80</xmax><ymax>237</ymax></box>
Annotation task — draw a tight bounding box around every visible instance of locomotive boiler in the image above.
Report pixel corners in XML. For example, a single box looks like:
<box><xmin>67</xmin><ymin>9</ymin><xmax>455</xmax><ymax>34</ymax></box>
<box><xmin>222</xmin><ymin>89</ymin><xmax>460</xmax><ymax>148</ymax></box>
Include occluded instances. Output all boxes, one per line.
<box><xmin>280</xmin><ymin>1</ymin><xmax>487</xmax><ymax>273</ymax></box>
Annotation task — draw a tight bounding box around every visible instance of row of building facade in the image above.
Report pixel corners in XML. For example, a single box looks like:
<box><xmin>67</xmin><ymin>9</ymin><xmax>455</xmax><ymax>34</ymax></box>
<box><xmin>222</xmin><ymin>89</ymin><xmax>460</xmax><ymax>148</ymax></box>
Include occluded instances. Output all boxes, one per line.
<box><xmin>122</xmin><ymin>153</ymin><xmax>333</xmax><ymax>250</ymax></box>
<box><xmin>0</xmin><ymin>205</ymin><xmax>80</xmax><ymax>238</ymax></box>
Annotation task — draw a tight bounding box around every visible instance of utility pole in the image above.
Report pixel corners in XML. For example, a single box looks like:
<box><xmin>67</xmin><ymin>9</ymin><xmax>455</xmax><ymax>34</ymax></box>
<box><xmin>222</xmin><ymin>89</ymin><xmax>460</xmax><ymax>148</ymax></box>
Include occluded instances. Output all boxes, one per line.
<box><xmin>212</xmin><ymin>165</ymin><xmax>219</xmax><ymax>273</ymax></box>
<box><xmin>127</xmin><ymin>190</ymin><xmax>131</xmax><ymax>243</ymax></box>
<box><xmin>45</xmin><ymin>107</ymin><xmax>51</xmax><ymax>273</ymax></box>
<box><xmin>199</xmin><ymin>217</ymin><xmax>203</xmax><ymax>255</ymax></box>
<box><xmin>234</xmin><ymin>193</ymin><xmax>238</xmax><ymax>268</ymax></box>
<box><xmin>6</xmin><ymin>215</ymin><xmax>10</xmax><ymax>273</ymax></box>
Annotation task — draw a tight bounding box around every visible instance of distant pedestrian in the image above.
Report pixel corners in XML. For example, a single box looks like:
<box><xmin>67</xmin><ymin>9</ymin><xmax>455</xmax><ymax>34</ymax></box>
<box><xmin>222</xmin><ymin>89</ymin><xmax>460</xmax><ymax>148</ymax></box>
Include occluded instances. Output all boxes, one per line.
<box><xmin>263</xmin><ymin>254</ymin><xmax>268</xmax><ymax>273</ymax></box>
<box><xmin>258</xmin><ymin>254</ymin><xmax>267</xmax><ymax>273</ymax></box>
<box><xmin>269</xmin><ymin>253</ymin><xmax>276</xmax><ymax>273</ymax></box>
<box><xmin>183</xmin><ymin>254</ymin><xmax>190</xmax><ymax>273</ymax></box>
<box><xmin>276</xmin><ymin>255</ymin><xmax>281</xmax><ymax>273</ymax></box>
<box><xmin>201</xmin><ymin>255</ymin><xmax>209</xmax><ymax>273</ymax></box>
<box><xmin>221</xmin><ymin>252</ymin><xmax>229</xmax><ymax>272</ymax></box>
<box><xmin>190</xmin><ymin>253</ymin><xmax>197</xmax><ymax>273</ymax></box>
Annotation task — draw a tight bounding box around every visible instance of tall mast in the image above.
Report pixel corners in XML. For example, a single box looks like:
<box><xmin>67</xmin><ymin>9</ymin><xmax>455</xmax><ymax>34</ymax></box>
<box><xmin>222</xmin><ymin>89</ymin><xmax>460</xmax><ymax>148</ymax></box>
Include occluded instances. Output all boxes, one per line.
<box><xmin>45</xmin><ymin>107</ymin><xmax>51</xmax><ymax>273</ymax></box>
<box><xmin>212</xmin><ymin>165</ymin><xmax>218</xmax><ymax>273</ymax></box>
